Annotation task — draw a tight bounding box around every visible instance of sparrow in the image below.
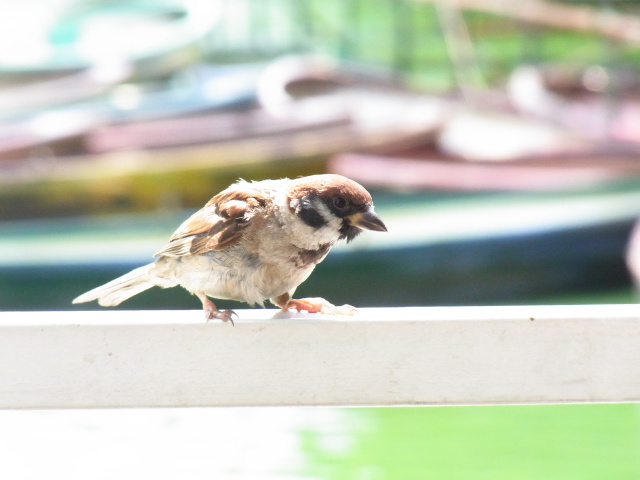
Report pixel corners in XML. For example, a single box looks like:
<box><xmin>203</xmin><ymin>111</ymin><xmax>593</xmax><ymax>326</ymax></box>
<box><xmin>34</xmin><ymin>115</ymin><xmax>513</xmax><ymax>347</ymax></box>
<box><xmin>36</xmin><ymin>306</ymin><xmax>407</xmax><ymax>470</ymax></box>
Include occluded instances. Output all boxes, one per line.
<box><xmin>73</xmin><ymin>174</ymin><xmax>387</xmax><ymax>323</ymax></box>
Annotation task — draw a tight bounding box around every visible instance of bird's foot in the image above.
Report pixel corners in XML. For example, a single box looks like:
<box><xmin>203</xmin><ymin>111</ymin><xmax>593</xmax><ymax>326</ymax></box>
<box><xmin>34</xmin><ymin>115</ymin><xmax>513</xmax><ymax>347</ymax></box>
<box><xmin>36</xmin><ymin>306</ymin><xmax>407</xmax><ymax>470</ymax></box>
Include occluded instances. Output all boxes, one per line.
<box><xmin>205</xmin><ymin>308</ymin><xmax>237</xmax><ymax>325</ymax></box>
<box><xmin>285</xmin><ymin>297</ymin><xmax>358</xmax><ymax>316</ymax></box>
<box><xmin>198</xmin><ymin>293</ymin><xmax>237</xmax><ymax>325</ymax></box>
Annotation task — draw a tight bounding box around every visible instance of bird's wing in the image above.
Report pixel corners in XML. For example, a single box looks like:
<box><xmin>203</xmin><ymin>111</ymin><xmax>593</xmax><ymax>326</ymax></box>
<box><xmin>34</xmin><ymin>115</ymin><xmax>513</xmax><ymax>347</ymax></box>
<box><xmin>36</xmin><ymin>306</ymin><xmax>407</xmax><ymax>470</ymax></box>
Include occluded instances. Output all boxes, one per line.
<box><xmin>154</xmin><ymin>183</ymin><xmax>268</xmax><ymax>257</ymax></box>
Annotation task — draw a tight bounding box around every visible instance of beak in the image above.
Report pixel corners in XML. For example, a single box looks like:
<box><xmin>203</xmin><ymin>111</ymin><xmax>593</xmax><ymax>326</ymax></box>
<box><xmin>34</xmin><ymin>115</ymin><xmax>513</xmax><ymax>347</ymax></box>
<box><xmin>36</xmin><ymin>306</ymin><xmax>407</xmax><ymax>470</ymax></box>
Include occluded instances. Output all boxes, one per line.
<box><xmin>349</xmin><ymin>207</ymin><xmax>387</xmax><ymax>232</ymax></box>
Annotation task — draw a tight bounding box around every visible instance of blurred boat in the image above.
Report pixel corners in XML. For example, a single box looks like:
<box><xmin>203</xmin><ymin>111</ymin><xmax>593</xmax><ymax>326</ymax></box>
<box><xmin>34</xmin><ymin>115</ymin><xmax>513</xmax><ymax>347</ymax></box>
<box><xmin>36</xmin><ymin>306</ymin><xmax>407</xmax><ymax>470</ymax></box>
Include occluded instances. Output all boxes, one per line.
<box><xmin>0</xmin><ymin>63</ymin><xmax>132</xmax><ymax>118</ymax></box>
<box><xmin>1</xmin><ymin>185</ymin><xmax>638</xmax><ymax>311</ymax></box>
<box><xmin>333</xmin><ymin>62</ymin><xmax>640</xmax><ymax>193</ymax></box>
<box><xmin>0</xmin><ymin>56</ymin><xmax>445</xmax><ymax>220</ymax></box>
<box><xmin>508</xmin><ymin>63</ymin><xmax>640</xmax><ymax>146</ymax></box>
<box><xmin>0</xmin><ymin>63</ymin><xmax>264</xmax><ymax>161</ymax></box>
<box><xmin>330</xmin><ymin>106</ymin><xmax>640</xmax><ymax>192</ymax></box>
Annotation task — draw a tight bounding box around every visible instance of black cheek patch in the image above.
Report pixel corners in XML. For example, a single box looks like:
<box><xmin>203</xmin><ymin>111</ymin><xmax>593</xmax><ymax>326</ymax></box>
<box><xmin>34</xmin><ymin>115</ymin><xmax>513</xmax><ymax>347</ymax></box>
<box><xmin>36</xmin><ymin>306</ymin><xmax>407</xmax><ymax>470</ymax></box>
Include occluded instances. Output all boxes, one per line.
<box><xmin>297</xmin><ymin>197</ymin><xmax>328</xmax><ymax>229</ymax></box>
<box><xmin>340</xmin><ymin>223</ymin><xmax>362</xmax><ymax>243</ymax></box>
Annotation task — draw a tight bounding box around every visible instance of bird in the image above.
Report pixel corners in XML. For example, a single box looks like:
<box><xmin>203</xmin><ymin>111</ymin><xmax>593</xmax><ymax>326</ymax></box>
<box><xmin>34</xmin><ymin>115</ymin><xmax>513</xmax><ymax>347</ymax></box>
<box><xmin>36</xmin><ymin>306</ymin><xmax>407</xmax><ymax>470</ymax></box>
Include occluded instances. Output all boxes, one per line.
<box><xmin>73</xmin><ymin>174</ymin><xmax>387</xmax><ymax>323</ymax></box>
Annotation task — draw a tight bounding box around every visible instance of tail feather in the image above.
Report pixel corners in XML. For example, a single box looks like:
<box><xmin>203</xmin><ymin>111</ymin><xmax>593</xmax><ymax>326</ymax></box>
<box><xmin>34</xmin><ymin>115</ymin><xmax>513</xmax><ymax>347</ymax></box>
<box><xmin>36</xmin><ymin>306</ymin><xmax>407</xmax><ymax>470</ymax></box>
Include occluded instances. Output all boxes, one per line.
<box><xmin>73</xmin><ymin>264</ymin><xmax>155</xmax><ymax>307</ymax></box>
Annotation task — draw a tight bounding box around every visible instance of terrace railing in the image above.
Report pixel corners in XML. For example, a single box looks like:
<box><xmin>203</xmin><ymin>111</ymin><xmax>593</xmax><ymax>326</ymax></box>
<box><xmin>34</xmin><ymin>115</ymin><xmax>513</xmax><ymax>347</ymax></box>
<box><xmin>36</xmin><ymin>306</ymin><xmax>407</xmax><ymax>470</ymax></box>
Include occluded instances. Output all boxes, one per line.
<box><xmin>2</xmin><ymin>305</ymin><xmax>639</xmax><ymax>409</ymax></box>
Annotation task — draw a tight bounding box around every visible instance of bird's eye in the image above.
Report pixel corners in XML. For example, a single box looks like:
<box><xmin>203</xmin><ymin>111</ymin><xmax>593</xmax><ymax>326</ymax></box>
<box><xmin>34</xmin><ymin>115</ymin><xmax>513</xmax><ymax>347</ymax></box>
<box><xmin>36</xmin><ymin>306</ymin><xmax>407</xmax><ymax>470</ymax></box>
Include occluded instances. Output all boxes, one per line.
<box><xmin>333</xmin><ymin>196</ymin><xmax>347</xmax><ymax>210</ymax></box>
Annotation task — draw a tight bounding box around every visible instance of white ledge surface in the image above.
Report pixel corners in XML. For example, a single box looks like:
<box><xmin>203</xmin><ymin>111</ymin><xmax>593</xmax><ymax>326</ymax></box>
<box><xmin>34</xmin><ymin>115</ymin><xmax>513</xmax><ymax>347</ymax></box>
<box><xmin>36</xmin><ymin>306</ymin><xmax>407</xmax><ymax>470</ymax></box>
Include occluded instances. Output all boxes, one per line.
<box><xmin>1</xmin><ymin>305</ymin><xmax>640</xmax><ymax>408</ymax></box>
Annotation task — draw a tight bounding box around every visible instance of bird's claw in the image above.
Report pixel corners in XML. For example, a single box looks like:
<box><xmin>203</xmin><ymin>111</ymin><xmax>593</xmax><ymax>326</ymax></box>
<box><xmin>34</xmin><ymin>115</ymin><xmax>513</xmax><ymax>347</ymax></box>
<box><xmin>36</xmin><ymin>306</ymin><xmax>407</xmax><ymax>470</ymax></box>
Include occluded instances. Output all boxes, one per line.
<box><xmin>198</xmin><ymin>293</ymin><xmax>237</xmax><ymax>325</ymax></box>
<box><xmin>205</xmin><ymin>308</ymin><xmax>238</xmax><ymax>326</ymax></box>
<box><xmin>285</xmin><ymin>297</ymin><xmax>358</xmax><ymax>316</ymax></box>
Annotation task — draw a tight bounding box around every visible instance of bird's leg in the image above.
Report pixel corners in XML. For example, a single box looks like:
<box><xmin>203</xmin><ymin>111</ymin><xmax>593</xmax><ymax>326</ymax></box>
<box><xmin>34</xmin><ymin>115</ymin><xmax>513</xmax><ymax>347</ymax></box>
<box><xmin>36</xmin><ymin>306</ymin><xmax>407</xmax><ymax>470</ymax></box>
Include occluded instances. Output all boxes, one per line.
<box><xmin>272</xmin><ymin>293</ymin><xmax>358</xmax><ymax>316</ymax></box>
<box><xmin>196</xmin><ymin>292</ymin><xmax>237</xmax><ymax>325</ymax></box>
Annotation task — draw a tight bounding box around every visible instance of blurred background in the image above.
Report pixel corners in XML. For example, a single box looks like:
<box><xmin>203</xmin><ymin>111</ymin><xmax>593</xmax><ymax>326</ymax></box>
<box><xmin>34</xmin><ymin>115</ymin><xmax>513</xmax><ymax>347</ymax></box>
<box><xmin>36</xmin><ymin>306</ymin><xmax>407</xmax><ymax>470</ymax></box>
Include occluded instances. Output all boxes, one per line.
<box><xmin>1</xmin><ymin>0</ymin><xmax>640</xmax><ymax>478</ymax></box>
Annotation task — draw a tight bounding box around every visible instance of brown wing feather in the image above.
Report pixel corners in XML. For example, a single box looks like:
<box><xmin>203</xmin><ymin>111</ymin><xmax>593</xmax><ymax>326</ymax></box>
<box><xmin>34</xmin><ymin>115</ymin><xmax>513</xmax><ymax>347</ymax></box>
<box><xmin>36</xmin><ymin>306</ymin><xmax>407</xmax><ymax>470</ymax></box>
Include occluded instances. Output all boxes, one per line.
<box><xmin>154</xmin><ymin>182</ymin><xmax>268</xmax><ymax>257</ymax></box>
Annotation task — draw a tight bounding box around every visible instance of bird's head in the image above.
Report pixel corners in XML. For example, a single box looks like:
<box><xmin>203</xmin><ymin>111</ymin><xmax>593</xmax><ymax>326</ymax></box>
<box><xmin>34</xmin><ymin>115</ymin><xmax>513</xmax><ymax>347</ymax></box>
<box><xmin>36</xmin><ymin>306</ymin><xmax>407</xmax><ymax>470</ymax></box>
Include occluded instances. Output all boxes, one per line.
<box><xmin>287</xmin><ymin>174</ymin><xmax>387</xmax><ymax>243</ymax></box>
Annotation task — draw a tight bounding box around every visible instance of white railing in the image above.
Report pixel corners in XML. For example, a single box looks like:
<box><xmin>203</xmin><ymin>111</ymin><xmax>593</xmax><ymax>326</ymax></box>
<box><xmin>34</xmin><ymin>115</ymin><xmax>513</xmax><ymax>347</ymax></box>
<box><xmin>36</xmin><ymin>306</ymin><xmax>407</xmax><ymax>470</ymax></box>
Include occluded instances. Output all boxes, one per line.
<box><xmin>1</xmin><ymin>305</ymin><xmax>639</xmax><ymax>409</ymax></box>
